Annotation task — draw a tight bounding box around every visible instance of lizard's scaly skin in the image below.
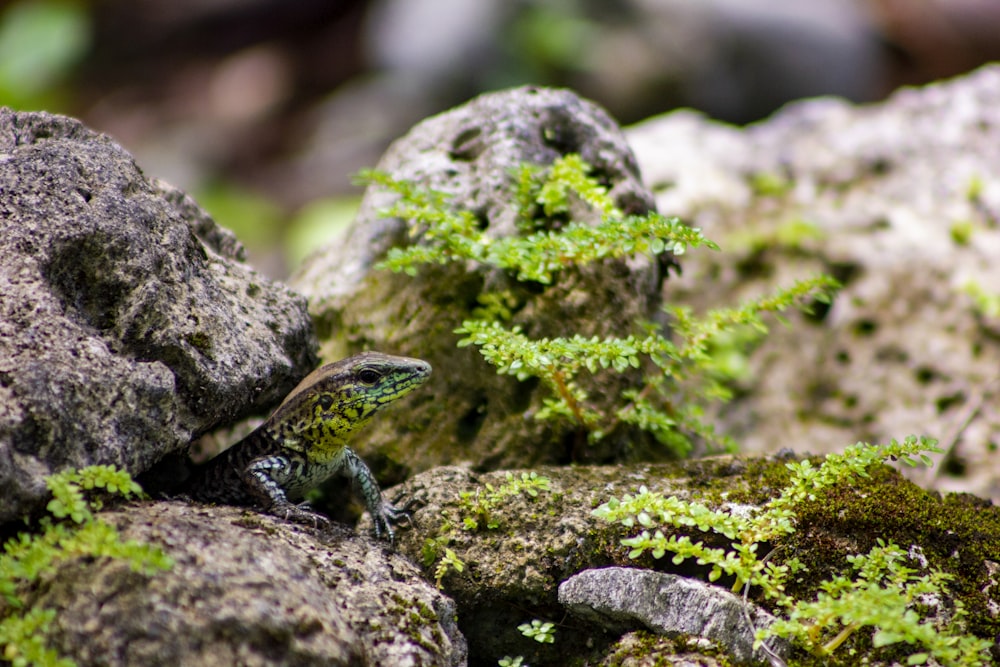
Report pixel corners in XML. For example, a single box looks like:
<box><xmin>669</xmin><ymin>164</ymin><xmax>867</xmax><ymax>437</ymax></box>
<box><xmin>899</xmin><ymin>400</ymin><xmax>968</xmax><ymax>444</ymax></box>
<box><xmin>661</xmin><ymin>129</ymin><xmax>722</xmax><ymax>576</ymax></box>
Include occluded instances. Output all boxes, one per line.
<box><xmin>186</xmin><ymin>351</ymin><xmax>431</xmax><ymax>541</ymax></box>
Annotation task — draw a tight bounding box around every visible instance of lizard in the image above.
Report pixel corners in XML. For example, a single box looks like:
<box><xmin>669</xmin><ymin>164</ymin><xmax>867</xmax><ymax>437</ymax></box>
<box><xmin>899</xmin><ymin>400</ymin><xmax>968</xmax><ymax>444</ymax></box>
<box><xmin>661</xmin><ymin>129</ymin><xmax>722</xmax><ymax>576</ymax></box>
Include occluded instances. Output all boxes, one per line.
<box><xmin>184</xmin><ymin>351</ymin><xmax>431</xmax><ymax>541</ymax></box>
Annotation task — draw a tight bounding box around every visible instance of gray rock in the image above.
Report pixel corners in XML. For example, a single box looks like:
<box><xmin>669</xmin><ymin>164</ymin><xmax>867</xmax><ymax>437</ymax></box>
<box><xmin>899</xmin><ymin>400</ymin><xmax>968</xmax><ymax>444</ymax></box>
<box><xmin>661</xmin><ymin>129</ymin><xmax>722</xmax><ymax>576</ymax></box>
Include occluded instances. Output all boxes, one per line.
<box><xmin>0</xmin><ymin>108</ymin><xmax>318</xmax><ymax>523</ymax></box>
<box><xmin>294</xmin><ymin>85</ymin><xmax>657</xmax><ymax>301</ymax></box>
<box><xmin>625</xmin><ymin>63</ymin><xmax>1000</xmax><ymax>498</ymax></box>
<box><xmin>376</xmin><ymin>459</ymin><xmax>758</xmax><ymax>665</ymax></box>
<box><xmin>559</xmin><ymin>567</ymin><xmax>788</xmax><ymax>665</ymax></box>
<box><xmin>292</xmin><ymin>86</ymin><xmax>669</xmax><ymax>475</ymax></box>
<box><xmin>31</xmin><ymin>502</ymin><xmax>466</xmax><ymax>667</ymax></box>
<box><xmin>382</xmin><ymin>454</ymin><xmax>998</xmax><ymax>665</ymax></box>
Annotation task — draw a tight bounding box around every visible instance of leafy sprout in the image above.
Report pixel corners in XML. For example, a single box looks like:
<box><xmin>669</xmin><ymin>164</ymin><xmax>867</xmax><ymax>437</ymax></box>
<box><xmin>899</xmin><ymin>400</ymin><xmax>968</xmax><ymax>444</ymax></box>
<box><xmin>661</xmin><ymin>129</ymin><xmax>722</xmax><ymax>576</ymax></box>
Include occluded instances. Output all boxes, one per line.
<box><xmin>361</xmin><ymin>154</ymin><xmax>839</xmax><ymax>457</ymax></box>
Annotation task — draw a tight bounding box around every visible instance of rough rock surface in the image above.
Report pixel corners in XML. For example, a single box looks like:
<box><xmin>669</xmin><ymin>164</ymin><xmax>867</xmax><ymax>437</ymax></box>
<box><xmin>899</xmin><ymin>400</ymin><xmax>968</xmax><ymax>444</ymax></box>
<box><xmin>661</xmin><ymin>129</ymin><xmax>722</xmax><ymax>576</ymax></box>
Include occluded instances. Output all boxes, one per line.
<box><xmin>291</xmin><ymin>86</ymin><xmax>670</xmax><ymax>479</ymax></box>
<box><xmin>0</xmin><ymin>109</ymin><xmax>318</xmax><ymax>523</ymax></box>
<box><xmin>596</xmin><ymin>631</ymin><xmax>735</xmax><ymax>667</ymax></box>
<box><xmin>31</xmin><ymin>502</ymin><xmax>466</xmax><ymax>667</ymax></box>
<box><xmin>368</xmin><ymin>459</ymin><xmax>781</xmax><ymax>665</ymax></box>
<box><xmin>369</xmin><ymin>464</ymin><xmax>690</xmax><ymax>664</ymax></box>
<box><xmin>377</xmin><ymin>458</ymin><xmax>1000</xmax><ymax>666</ymax></box>
<box><xmin>559</xmin><ymin>567</ymin><xmax>788</xmax><ymax>665</ymax></box>
<box><xmin>623</xmin><ymin>64</ymin><xmax>1000</xmax><ymax>499</ymax></box>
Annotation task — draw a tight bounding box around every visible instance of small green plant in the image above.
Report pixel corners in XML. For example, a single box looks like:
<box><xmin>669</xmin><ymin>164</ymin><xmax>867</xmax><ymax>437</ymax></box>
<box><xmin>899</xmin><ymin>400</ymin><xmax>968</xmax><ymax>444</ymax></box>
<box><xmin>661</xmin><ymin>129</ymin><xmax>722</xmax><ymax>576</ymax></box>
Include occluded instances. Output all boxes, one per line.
<box><xmin>593</xmin><ymin>437</ymin><xmax>993</xmax><ymax>666</ymax></box>
<box><xmin>423</xmin><ymin>472</ymin><xmax>552</xmax><ymax>589</ymax></box>
<box><xmin>366</xmin><ymin>156</ymin><xmax>710</xmax><ymax>284</ymax></box>
<box><xmin>432</xmin><ymin>548</ymin><xmax>465</xmax><ymax>589</ymax></box>
<box><xmin>459</xmin><ymin>472</ymin><xmax>552</xmax><ymax>532</ymax></box>
<box><xmin>0</xmin><ymin>466</ymin><xmax>172</xmax><ymax>667</ymax></box>
<box><xmin>360</xmin><ymin>155</ymin><xmax>839</xmax><ymax>457</ymax></box>
<box><xmin>518</xmin><ymin>619</ymin><xmax>556</xmax><ymax>644</ymax></box>
<box><xmin>962</xmin><ymin>281</ymin><xmax>1000</xmax><ymax>318</ymax></box>
<box><xmin>950</xmin><ymin>220</ymin><xmax>975</xmax><ymax>246</ymax></box>
<box><xmin>765</xmin><ymin>539</ymin><xmax>991</xmax><ymax>666</ymax></box>
<box><xmin>498</xmin><ymin>655</ymin><xmax>525</xmax><ymax>667</ymax></box>
<box><xmin>966</xmin><ymin>174</ymin><xmax>984</xmax><ymax>202</ymax></box>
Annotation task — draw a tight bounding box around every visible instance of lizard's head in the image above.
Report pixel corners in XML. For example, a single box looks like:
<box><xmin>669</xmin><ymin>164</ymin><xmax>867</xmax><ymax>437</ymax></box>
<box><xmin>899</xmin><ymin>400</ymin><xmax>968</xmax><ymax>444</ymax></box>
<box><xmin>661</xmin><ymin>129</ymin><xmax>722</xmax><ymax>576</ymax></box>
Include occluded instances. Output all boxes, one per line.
<box><xmin>270</xmin><ymin>351</ymin><xmax>432</xmax><ymax>456</ymax></box>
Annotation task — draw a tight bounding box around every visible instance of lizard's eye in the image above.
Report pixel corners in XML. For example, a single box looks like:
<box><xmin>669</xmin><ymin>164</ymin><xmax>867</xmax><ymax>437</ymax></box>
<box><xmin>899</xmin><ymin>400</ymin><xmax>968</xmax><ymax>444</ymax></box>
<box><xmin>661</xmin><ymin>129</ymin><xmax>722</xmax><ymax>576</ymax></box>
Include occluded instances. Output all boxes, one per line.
<box><xmin>358</xmin><ymin>368</ymin><xmax>382</xmax><ymax>385</ymax></box>
<box><xmin>318</xmin><ymin>394</ymin><xmax>334</xmax><ymax>410</ymax></box>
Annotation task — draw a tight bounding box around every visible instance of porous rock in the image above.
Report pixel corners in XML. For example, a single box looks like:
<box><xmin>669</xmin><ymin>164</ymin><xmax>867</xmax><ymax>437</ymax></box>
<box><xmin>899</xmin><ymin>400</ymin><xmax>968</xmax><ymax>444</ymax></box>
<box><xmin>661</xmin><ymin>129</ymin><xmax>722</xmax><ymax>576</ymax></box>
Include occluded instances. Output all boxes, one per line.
<box><xmin>559</xmin><ymin>567</ymin><xmax>789</xmax><ymax>665</ymax></box>
<box><xmin>291</xmin><ymin>86</ymin><xmax>668</xmax><ymax>476</ymax></box>
<box><xmin>31</xmin><ymin>502</ymin><xmax>466</xmax><ymax>667</ymax></box>
<box><xmin>625</xmin><ymin>64</ymin><xmax>1000</xmax><ymax>498</ymax></box>
<box><xmin>372</xmin><ymin>461</ymin><xmax>727</xmax><ymax>665</ymax></box>
<box><xmin>0</xmin><ymin>109</ymin><xmax>318</xmax><ymax>523</ymax></box>
<box><xmin>378</xmin><ymin>453</ymin><xmax>1000</xmax><ymax>665</ymax></box>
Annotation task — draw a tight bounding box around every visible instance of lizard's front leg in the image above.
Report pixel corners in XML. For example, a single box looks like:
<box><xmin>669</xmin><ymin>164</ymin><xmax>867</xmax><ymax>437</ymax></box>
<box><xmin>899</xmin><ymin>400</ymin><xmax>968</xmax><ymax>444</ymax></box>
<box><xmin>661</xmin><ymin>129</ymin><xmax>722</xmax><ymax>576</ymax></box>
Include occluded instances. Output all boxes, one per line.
<box><xmin>344</xmin><ymin>449</ymin><xmax>412</xmax><ymax>542</ymax></box>
<box><xmin>243</xmin><ymin>455</ymin><xmax>330</xmax><ymax>528</ymax></box>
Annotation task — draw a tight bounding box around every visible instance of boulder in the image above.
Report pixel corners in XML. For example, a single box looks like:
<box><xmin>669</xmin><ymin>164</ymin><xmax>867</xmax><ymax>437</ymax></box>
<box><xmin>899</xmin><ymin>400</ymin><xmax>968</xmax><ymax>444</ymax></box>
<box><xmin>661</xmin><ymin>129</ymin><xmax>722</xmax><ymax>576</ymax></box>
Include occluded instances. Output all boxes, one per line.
<box><xmin>625</xmin><ymin>63</ymin><xmax>1000</xmax><ymax>498</ymax></box>
<box><xmin>378</xmin><ymin>457</ymin><xmax>999</xmax><ymax>666</ymax></box>
<box><xmin>29</xmin><ymin>502</ymin><xmax>466</xmax><ymax>667</ymax></box>
<box><xmin>0</xmin><ymin>108</ymin><xmax>318</xmax><ymax>523</ymax></box>
<box><xmin>291</xmin><ymin>86</ymin><xmax>670</xmax><ymax>478</ymax></box>
<box><xmin>559</xmin><ymin>567</ymin><xmax>788</xmax><ymax>665</ymax></box>
<box><xmin>369</xmin><ymin>459</ymin><xmax>775</xmax><ymax>664</ymax></box>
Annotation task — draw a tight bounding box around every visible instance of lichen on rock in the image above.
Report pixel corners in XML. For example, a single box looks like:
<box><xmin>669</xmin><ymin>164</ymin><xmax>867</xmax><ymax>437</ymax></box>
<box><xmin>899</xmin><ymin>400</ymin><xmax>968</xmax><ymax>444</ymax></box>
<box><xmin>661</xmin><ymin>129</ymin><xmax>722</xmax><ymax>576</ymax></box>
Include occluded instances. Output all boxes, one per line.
<box><xmin>626</xmin><ymin>64</ymin><xmax>1000</xmax><ymax>499</ymax></box>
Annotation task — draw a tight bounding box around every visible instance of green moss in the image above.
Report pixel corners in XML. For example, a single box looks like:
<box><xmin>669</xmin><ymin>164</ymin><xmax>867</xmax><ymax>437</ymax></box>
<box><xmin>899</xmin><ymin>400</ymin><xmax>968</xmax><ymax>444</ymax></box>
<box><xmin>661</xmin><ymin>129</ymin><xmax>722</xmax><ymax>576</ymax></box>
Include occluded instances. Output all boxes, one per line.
<box><xmin>600</xmin><ymin>630</ymin><xmax>735</xmax><ymax>667</ymax></box>
<box><xmin>186</xmin><ymin>330</ymin><xmax>213</xmax><ymax>353</ymax></box>
<box><xmin>388</xmin><ymin>592</ymin><xmax>444</xmax><ymax>653</ymax></box>
<box><xmin>594</xmin><ymin>439</ymin><xmax>994</xmax><ymax>666</ymax></box>
<box><xmin>233</xmin><ymin>513</ymin><xmax>280</xmax><ymax>536</ymax></box>
<box><xmin>413</xmin><ymin>599</ymin><xmax>437</xmax><ymax>622</ymax></box>
<box><xmin>694</xmin><ymin>455</ymin><xmax>799</xmax><ymax>507</ymax></box>
<box><xmin>791</xmin><ymin>465</ymin><xmax>1000</xmax><ymax>643</ymax></box>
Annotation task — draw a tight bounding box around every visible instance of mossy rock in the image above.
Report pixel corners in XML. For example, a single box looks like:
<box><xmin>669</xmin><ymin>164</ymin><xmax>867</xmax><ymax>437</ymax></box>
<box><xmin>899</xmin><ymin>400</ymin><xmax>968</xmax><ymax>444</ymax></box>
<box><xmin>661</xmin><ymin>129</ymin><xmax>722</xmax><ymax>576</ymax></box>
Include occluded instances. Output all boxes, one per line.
<box><xmin>368</xmin><ymin>456</ymin><xmax>1000</xmax><ymax>666</ymax></box>
<box><xmin>292</xmin><ymin>86</ymin><xmax>675</xmax><ymax>480</ymax></box>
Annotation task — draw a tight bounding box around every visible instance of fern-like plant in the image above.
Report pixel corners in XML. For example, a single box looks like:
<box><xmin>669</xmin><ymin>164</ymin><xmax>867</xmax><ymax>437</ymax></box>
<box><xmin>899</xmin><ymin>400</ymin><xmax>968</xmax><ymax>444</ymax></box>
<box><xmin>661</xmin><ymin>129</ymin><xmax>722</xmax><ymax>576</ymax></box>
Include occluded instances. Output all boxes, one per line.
<box><xmin>0</xmin><ymin>466</ymin><xmax>172</xmax><ymax>667</ymax></box>
<box><xmin>593</xmin><ymin>437</ymin><xmax>993</xmax><ymax>666</ymax></box>
<box><xmin>359</xmin><ymin>155</ymin><xmax>839</xmax><ymax>457</ymax></box>
<box><xmin>423</xmin><ymin>472</ymin><xmax>552</xmax><ymax>589</ymax></box>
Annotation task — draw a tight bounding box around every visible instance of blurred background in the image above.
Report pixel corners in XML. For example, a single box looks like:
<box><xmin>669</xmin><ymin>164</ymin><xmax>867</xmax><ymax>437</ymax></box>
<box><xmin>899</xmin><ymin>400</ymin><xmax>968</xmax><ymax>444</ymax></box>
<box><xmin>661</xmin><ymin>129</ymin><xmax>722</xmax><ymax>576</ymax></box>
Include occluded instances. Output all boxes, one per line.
<box><xmin>2</xmin><ymin>0</ymin><xmax>999</xmax><ymax>278</ymax></box>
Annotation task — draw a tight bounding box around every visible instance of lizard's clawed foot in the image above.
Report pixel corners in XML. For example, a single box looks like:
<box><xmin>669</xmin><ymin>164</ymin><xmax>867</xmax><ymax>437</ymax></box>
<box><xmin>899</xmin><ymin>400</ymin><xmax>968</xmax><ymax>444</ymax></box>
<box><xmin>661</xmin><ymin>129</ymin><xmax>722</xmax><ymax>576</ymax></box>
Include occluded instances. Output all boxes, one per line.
<box><xmin>372</xmin><ymin>497</ymin><xmax>419</xmax><ymax>544</ymax></box>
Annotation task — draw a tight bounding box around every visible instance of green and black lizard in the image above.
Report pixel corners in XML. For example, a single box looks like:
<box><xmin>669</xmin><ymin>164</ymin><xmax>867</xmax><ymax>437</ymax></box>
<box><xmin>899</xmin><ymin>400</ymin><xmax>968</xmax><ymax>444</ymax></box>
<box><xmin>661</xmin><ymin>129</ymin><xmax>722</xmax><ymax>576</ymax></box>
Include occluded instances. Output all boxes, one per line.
<box><xmin>185</xmin><ymin>351</ymin><xmax>431</xmax><ymax>541</ymax></box>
